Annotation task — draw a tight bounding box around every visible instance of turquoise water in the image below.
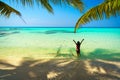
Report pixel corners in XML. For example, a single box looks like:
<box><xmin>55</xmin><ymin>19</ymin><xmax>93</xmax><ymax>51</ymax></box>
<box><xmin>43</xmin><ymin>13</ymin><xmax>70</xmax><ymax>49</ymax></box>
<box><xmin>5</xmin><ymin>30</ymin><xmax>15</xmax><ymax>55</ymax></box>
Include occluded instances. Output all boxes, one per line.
<box><xmin>0</xmin><ymin>27</ymin><xmax>120</xmax><ymax>59</ymax></box>
<box><xmin>0</xmin><ymin>27</ymin><xmax>120</xmax><ymax>48</ymax></box>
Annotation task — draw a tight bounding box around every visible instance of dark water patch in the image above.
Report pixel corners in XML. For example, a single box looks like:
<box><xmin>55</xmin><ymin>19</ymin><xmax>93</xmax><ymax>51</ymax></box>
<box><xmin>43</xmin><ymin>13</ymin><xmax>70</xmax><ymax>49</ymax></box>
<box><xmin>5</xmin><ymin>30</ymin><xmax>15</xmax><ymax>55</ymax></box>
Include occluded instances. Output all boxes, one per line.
<box><xmin>0</xmin><ymin>28</ymin><xmax>21</xmax><ymax>32</ymax></box>
<box><xmin>44</xmin><ymin>30</ymin><xmax>74</xmax><ymax>34</ymax></box>
<box><xmin>0</xmin><ymin>31</ymin><xmax>20</xmax><ymax>37</ymax></box>
<box><xmin>0</xmin><ymin>31</ymin><xmax>11</xmax><ymax>37</ymax></box>
<box><xmin>30</xmin><ymin>32</ymin><xmax>43</xmax><ymax>34</ymax></box>
<box><xmin>30</xmin><ymin>30</ymin><xmax>74</xmax><ymax>34</ymax></box>
<box><xmin>11</xmin><ymin>31</ymin><xmax>20</xmax><ymax>34</ymax></box>
<box><xmin>81</xmin><ymin>48</ymin><xmax>120</xmax><ymax>61</ymax></box>
<box><xmin>9</xmin><ymin>28</ymin><xmax>21</xmax><ymax>30</ymax></box>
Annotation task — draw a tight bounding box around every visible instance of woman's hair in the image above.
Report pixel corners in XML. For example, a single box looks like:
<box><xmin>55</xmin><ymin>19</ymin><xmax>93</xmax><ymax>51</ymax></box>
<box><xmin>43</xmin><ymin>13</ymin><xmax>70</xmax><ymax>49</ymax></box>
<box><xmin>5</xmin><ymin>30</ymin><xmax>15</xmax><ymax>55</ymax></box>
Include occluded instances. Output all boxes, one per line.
<box><xmin>77</xmin><ymin>41</ymin><xmax>80</xmax><ymax>45</ymax></box>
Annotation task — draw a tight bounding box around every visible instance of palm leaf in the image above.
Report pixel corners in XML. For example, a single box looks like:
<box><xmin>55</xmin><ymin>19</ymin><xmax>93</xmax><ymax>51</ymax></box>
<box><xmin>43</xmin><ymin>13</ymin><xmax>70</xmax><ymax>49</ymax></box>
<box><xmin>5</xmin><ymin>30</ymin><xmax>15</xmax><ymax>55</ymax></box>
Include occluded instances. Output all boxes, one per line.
<box><xmin>74</xmin><ymin>0</ymin><xmax>120</xmax><ymax>32</ymax></box>
<box><xmin>69</xmin><ymin>0</ymin><xmax>83</xmax><ymax>12</ymax></box>
<box><xmin>37</xmin><ymin>0</ymin><xmax>53</xmax><ymax>13</ymax></box>
<box><xmin>0</xmin><ymin>1</ymin><xmax>21</xmax><ymax>17</ymax></box>
<box><xmin>8</xmin><ymin>0</ymin><xmax>83</xmax><ymax>13</ymax></box>
<box><xmin>0</xmin><ymin>0</ymin><xmax>84</xmax><ymax>18</ymax></box>
<box><xmin>7</xmin><ymin>0</ymin><xmax>53</xmax><ymax>13</ymax></box>
<box><xmin>50</xmin><ymin>0</ymin><xmax>84</xmax><ymax>12</ymax></box>
<box><xmin>8</xmin><ymin>0</ymin><xmax>34</xmax><ymax>6</ymax></box>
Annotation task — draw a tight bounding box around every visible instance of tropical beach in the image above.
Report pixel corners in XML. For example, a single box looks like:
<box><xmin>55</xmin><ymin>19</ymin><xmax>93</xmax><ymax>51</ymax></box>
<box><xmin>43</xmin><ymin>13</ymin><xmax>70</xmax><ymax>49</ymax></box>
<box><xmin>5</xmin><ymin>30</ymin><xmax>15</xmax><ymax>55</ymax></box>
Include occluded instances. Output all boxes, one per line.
<box><xmin>0</xmin><ymin>0</ymin><xmax>120</xmax><ymax>80</ymax></box>
<box><xmin>0</xmin><ymin>27</ymin><xmax>120</xmax><ymax>80</ymax></box>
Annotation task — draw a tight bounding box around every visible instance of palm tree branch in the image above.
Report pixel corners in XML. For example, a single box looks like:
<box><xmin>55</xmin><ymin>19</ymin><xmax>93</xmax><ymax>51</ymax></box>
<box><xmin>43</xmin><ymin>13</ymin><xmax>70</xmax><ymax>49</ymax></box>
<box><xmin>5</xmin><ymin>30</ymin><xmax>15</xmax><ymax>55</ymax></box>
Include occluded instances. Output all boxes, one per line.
<box><xmin>37</xmin><ymin>0</ymin><xmax>53</xmax><ymax>13</ymax></box>
<box><xmin>6</xmin><ymin>0</ymin><xmax>83</xmax><ymax>14</ymax></box>
<box><xmin>70</xmin><ymin>0</ymin><xmax>84</xmax><ymax>12</ymax></box>
<box><xmin>8</xmin><ymin>0</ymin><xmax>34</xmax><ymax>6</ymax></box>
<box><xmin>74</xmin><ymin>0</ymin><xmax>120</xmax><ymax>32</ymax></box>
<box><xmin>50</xmin><ymin>0</ymin><xmax>83</xmax><ymax>12</ymax></box>
<box><xmin>0</xmin><ymin>1</ymin><xmax>21</xmax><ymax>17</ymax></box>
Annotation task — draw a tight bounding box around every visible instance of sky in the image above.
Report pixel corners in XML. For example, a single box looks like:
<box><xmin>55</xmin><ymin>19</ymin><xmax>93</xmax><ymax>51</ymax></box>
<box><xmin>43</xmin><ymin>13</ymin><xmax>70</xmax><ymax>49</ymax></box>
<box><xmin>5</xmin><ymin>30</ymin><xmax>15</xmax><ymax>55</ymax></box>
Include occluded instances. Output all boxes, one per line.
<box><xmin>0</xmin><ymin>0</ymin><xmax>120</xmax><ymax>27</ymax></box>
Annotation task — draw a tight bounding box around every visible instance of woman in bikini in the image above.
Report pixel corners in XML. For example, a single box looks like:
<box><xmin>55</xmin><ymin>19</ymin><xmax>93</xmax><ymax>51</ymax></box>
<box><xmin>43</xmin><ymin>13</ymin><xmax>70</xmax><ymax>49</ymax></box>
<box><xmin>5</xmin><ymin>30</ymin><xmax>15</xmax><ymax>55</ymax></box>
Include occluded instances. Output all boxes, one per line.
<box><xmin>73</xmin><ymin>39</ymin><xmax>84</xmax><ymax>57</ymax></box>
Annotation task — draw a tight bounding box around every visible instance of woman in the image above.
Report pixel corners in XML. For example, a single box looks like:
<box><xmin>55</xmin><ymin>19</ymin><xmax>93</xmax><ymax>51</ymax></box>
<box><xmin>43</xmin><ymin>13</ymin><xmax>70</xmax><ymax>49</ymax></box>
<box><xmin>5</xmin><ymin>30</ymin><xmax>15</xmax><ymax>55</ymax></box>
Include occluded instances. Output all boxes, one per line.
<box><xmin>73</xmin><ymin>39</ymin><xmax>84</xmax><ymax>57</ymax></box>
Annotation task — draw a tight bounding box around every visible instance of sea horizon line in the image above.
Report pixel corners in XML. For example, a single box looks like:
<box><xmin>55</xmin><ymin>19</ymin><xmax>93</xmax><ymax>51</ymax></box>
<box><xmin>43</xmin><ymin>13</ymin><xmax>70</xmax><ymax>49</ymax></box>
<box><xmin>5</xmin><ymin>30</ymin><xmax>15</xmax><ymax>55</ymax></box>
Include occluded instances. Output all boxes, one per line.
<box><xmin>0</xmin><ymin>26</ymin><xmax>120</xmax><ymax>28</ymax></box>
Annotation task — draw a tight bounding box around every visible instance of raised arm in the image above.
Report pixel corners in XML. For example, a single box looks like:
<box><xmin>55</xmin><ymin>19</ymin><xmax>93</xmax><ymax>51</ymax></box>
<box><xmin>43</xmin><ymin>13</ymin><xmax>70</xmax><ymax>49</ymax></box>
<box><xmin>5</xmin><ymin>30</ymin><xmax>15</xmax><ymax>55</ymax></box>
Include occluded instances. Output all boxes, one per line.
<box><xmin>73</xmin><ymin>40</ymin><xmax>77</xmax><ymax>44</ymax></box>
<box><xmin>80</xmin><ymin>39</ymin><xmax>84</xmax><ymax>44</ymax></box>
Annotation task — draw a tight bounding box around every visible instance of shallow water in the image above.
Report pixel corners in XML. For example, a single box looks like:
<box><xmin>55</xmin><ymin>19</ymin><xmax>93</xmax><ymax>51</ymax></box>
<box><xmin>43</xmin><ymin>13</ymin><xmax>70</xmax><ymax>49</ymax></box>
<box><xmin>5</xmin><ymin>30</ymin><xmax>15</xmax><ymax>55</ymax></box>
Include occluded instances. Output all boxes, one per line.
<box><xmin>0</xmin><ymin>27</ymin><xmax>120</xmax><ymax>59</ymax></box>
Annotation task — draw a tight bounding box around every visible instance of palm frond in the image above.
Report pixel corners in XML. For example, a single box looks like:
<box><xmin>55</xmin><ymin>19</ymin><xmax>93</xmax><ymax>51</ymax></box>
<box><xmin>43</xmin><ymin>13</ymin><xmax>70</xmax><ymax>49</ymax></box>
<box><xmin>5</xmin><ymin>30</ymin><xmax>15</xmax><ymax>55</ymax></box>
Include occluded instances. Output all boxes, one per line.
<box><xmin>8</xmin><ymin>0</ymin><xmax>53</xmax><ymax>13</ymax></box>
<box><xmin>37</xmin><ymin>0</ymin><xmax>53</xmax><ymax>13</ymax></box>
<box><xmin>8</xmin><ymin>0</ymin><xmax>34</xmax><ymax>6</ymax></box>
<box><xmin>7</xmin><ymin>0</ymin><xmax>83</xmax><ymax>14</ymax></box>
<box><xmin>8</xmin><ymin>0</ymin><xmax>54</xmax><ymax>13</ymax></box>
<box><xmin>0</xmin><ymin>1</ymin><xmax>21</xmax><ymax>17</ymax></box>
<box><xmin>50</xmin><ymin>0</ymin><xmax>84</xmax><ymax>12</ymax></box>
<box><xmin>69</xmin><ymin>0</ymin><xmax>84</xmax><ymax>12</ymax></box>
<box><xmin>74</xmin><ymin>0</ymin><xmax>120</xmax><ymax>32</ymax></box>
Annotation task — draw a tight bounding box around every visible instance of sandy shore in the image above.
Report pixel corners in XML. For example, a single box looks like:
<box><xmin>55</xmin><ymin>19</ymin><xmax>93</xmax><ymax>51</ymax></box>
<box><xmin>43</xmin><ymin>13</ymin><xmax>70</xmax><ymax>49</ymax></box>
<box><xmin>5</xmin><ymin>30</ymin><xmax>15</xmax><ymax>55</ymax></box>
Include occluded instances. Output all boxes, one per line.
<box><xmin>0</xmin><ymin>58</ymin><xmax>120</xmax><ymax>80</ymax></box>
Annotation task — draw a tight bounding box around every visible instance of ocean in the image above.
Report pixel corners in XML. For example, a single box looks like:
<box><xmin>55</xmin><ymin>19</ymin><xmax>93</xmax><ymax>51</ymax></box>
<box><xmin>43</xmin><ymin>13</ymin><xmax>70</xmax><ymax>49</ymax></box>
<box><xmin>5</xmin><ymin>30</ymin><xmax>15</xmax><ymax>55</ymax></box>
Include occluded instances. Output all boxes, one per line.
<box><xmin>0</xmin><ymin>27</ymin><xmax>120</xmax><ymax>59</ymax></box>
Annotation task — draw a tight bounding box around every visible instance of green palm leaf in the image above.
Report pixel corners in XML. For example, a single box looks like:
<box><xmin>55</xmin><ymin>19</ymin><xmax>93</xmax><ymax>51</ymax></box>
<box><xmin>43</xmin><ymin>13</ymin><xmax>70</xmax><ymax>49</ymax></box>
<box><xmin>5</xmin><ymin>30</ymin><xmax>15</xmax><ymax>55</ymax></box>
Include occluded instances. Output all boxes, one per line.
<box><xmin>0</xmin><ymin>1</ymin><xmax>21</xmax><ymax>17</ymax></box>
<box><xmin>11</xmin><ymin>0</ymin><xmax>53</xmax><ymax>13</ymax></box>
<box><xmin>8</xmin><ymin>0</ymin><xmax>83</xmax><ymax>13</ymax></box>
<box><xmin>69</xmin><ymin>0</ymin><xmax>83</xmax><ymax>12</ymax></box>
<box><xmin>0</xmin><ymin>0</ymin><xmax>83</xmax><ymax>19</ymax></box>
<box><xmin>75</xmin><ymin>0</ymin><xmax>120</xmax><ymax>33</ymax></box>
<box><xmin>8</xmin><ymin>0</ymin><xmax>34</xmax><ymax>6</ymax></box>
<box><xmin>50</xmin><ymin>0</ymin><xmax>84</xmax><ymax>12</ymax></box>
<box><xmin>37</xmin><ymin>0</ymin><xmax>53</xmax><ymax>13</ymax></box>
